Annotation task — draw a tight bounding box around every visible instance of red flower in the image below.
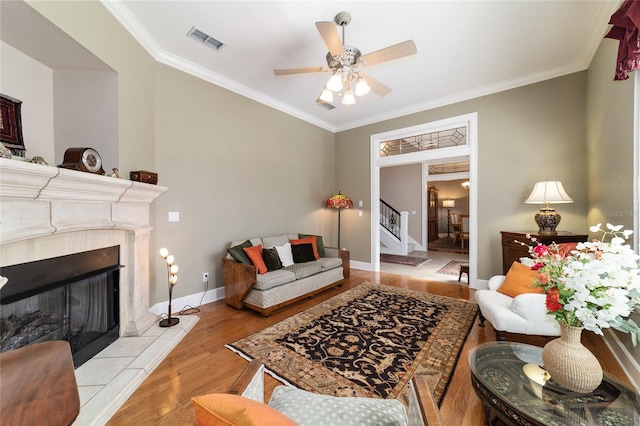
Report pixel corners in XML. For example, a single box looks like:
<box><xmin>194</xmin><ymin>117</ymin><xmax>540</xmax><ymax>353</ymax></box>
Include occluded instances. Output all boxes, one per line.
<box><xmin>531</xmin><ymin>262</ymin><xmax>544</xmax><ymax>271</ymax></box>
<box><xmin>533</xmin><ymin>244</ymin><xmax>549</xmax><ymax>257</ymax></box>
<box><xmin>545</xmin><ymin>288</ymin><xmax>563</xmax><ymax>312</ymax></box>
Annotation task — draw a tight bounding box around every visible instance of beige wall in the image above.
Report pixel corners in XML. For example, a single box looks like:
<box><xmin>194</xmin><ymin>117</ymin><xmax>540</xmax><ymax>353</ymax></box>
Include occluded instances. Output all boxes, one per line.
<box><xmin>30</xmin><ymin>2</ymin><xmax>336</xmax><ymax>304</ymax></box>
<box><xmin>586</xmin><ymin>39</ymin><xmax>635</xmax><ymax>232</ymax></box>
<box><xmin>380</xmin><ymin>164</ymin><xmax>423</xmax><ymax>242</ymax></box>
<box><xmin>336</xmin><ymin>72</ymin><xmax>588</xmax><ymax>279</ymax></box>
<box><xmin>586</xmin><ymin>39</ymin><xmax>638</xmax><ymax>365</ymax></box>
<box><xmin>152</xmin><ymin>64</ymin><xmax>335</xmax><ymax>302</ymax></box>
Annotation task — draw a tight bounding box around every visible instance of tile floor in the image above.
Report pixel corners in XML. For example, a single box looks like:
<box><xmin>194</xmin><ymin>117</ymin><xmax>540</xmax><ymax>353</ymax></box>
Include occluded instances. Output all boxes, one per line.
<box><xmin>379</xmin><ymin>250</ymin><xmax>470</xmax><ymax>283</ymax></box>
<box><xmin>72</xmin><ymin>315</ymin><xmax>199</xmax><ymax>425</ymax></box>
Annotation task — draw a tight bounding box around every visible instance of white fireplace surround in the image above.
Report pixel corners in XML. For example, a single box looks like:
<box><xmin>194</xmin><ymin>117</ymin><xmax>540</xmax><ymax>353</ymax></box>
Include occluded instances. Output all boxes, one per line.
<box><xmin>0</xmin><ymin>158</ymin><xmax>167</xmax><ymax>337</ymax></box>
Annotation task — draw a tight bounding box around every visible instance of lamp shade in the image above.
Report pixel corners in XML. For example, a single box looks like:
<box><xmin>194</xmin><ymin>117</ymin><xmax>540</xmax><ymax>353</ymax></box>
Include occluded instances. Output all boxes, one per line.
<box><xmin>443</xmin><ymin>199</ymin><xmax>455</xmax><ymax>208</ymax></box>
<box><xmin>326</xmin><ymin>192</ymin><xmax>353</xmax><ymax>209</ymax></box>
<box><xmin>525</xmin><ymin>181</ymin><xmax>573</xmax><ymax>205</ymax></box>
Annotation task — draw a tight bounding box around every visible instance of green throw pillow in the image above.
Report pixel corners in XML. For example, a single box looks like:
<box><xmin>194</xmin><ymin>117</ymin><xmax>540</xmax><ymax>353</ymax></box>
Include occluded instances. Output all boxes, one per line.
<box><xmin>227</xmin><ymin>240</ymin><xmax>252</xmax><ymax>265</ymax></box>
<box><xmin>299</xmin><ymin>234</ymin><xmax>325</xmax><ymax>257</ymax></box>
<box><xmin>262</xmin><ymin>248</ymin><xmax>283</xmax><ymax>271</ymax></box>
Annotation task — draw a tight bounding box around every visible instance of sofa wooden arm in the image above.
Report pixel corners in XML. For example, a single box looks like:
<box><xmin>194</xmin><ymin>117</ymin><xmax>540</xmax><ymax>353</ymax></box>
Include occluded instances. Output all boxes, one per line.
<box><xmin>229</xmin><ymin>360</ymin><xmax>442</xmax><ymax>426</ymax></box>
<box><xmin>409</xmin><ymin>374</ymin><xmax>444</xmax><ymax>426</ymax></box>
<box><xmin>222</xmin><ymin>258</ymin><xmax>257</xmax><ymax>309</ymax></box>
<box><xmin>338</xmin><ymin>249</ymin><xmax>350</xmax><ymax>278</ymax></box>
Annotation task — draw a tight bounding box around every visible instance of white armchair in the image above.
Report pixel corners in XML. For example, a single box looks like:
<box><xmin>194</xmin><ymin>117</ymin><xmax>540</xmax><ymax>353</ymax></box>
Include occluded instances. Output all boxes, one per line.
<box><xmin>475</xmin><ymin>274</ymin><xmax>560</xmax><ymax>340</ymax></box>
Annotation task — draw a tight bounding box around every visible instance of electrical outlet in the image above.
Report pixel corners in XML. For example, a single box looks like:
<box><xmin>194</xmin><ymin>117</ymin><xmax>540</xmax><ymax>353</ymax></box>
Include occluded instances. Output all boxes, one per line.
<box><xmin>202</xmin><ymin>272</ymin><xmax>209</xmax><ymax>283</ymax></box>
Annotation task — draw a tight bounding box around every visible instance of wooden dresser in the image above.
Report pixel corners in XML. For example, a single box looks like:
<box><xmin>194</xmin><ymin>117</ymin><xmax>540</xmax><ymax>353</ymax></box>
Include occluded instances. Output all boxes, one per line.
<box><xmin>501</xmin><ymin>231</ymin><xmax>589</xmax><ymax>274</ymax></box>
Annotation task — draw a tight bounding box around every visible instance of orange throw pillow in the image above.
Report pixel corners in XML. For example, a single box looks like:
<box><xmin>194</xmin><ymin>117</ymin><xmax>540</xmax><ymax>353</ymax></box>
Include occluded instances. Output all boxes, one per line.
<box><xmin>497</xmin><ymin>261</ymin><xmax>543</xmax><ymax>298</ymax></box>
<box><xmin>243</xmin><ymin>244</ymin><xmax>268</xmax><ymax>275</ymax></box>
<box><xmin>290</xmin><ymin>237</ymin><xmax>319</xmax><ymax>260</ymax></box>
<box><xmin>192</xmin><ymin>393</ymin><xmax>297</xmax><ymax>426</ymax></box>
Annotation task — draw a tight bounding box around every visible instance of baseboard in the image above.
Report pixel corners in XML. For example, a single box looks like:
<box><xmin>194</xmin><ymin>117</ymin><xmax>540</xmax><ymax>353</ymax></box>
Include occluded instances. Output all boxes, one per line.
<box><xmin>350</xmin><ymin>260</ymin><xmax>372</xmax><ymax>271</ymax></box>
<box><xmin>603</xmin><ymin>329</ymin><xmax>640</xmax><ymax>390</ymax></box>
<box><xmin>150</xmin><ymin>285</ymin><xmax>225</xmax><ymax>316</ymax></box>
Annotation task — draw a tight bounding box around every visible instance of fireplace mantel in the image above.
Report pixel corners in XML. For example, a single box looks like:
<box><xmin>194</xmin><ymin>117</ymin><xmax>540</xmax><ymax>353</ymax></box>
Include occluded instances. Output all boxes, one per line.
<box><xmin>0</xmin><ymin>158</ymin><xmax>168</xmax><ymax>336</ymax></box>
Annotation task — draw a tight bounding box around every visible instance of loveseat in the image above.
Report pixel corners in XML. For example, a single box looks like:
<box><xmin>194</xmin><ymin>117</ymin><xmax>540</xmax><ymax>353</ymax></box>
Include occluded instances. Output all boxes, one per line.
<box><xmin>222</xmin><ymin>234</ymin><xmax>349</xmax><ymax>316</ymax></box>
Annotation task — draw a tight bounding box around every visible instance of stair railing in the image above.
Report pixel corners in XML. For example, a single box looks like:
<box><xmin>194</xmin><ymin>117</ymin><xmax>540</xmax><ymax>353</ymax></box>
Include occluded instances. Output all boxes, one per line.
<box><xmin>380</xmin><ymin>200</ymin><xmax>410</xmax><ymax>254</ymax></box>
<box><xmin>380</xmin><ymin>199</ymin><xmax>401</xmax><ymax>240</ymax></box>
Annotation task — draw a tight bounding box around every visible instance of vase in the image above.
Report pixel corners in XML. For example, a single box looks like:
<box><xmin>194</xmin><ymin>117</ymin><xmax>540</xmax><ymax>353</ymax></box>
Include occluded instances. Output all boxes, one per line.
<box><xmin>541</xmin><ymin>324</ymin><xmax>603</xmax><ymax>393</ymax></box>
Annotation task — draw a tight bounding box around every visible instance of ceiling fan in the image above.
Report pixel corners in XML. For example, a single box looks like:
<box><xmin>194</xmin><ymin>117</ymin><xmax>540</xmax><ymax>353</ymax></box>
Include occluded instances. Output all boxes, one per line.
<box><xmin>273</xmin><ymin>11</ymin><xmax>417</xmax><ymax>107</ymax></box>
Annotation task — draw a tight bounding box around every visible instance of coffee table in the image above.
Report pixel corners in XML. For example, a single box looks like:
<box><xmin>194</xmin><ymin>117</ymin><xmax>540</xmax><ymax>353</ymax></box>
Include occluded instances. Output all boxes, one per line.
<box><xmin>469</xmin><ymin>342</ymin><xmax>639</xmax><ymax>426</ymax></box>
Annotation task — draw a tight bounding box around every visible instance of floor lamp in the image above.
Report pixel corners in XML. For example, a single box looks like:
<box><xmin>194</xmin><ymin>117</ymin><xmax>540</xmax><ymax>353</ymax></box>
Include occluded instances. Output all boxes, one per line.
<box><xmin>443</xmin><ymin>199</ymin><xmax>455</xmax><ymax>238</ymax></box>
<box><xmin>326</xmin><ymin>192</ymin><xmax>353</xmax><ymax>249</ymax></box>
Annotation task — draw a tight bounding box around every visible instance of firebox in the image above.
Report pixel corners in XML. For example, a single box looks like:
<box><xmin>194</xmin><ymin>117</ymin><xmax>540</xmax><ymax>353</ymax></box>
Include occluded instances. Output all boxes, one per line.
<box><xmin>0</xmin><ymin>246</ymin><xmax>121</xmax><ymax>367</ymax></box>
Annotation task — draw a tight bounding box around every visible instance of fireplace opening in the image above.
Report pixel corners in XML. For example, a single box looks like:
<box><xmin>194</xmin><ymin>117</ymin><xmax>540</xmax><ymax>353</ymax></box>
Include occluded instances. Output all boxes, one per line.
<box><xmin>0</xmin><ymin>246</ymin><xmax>121</xmax><ymax>367</ymax></box>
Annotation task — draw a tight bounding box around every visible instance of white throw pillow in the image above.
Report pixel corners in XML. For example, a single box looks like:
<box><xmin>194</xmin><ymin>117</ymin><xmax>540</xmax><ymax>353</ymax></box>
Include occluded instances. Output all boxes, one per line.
<box><xmin>275</xmin><ymin>243</ymin><xmax>294</xmax><ymax>267</ymax></box>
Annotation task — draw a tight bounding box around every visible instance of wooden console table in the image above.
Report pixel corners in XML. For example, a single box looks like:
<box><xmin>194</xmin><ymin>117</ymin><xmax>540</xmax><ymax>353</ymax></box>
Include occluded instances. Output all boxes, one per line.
<box><xmin>0</xmin><ymin>341</ymin><xmax>80</xmax><ymax>426</ymax></box>
<box><xmin>501</xmin><ymin>231</ymin><xmax>588</xmax><ymax>274</ymax></box>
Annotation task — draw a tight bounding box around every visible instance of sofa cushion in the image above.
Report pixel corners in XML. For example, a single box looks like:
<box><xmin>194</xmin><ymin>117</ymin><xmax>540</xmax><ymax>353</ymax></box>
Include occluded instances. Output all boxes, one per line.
<box><xmin>254</xmin><ymin>269</ymin><xmax>297</xmax><ymax>291</ymax></box>
<box><xmin>283</xmin><ymin>261</ymin><xmax>322</xmax><ymax>280</ymax></box>
<box><xmin>316</xmin><ymin>257</ymin><xmax>342</xmax><ymax>270</ymax></box>
<box><xmin>275</xmin><ymin>243</ymin><xmax>294</xmax><ymax>267</ymax></box>
<box><xmin>227</xmin><ymin>240</ymin><xmax>253</xmax><ymax>265</ymax></box>
<box><xmin>291</xmin><ymin>243</ymin><xmax>316</xmax><ymax>263</ymax></box>
<box><xmin>261</xmin><ymin>235</ymin><xmax>289</xmax><ymax>248</ymax></box>
<box><xmin>192</xmin><ymin>393</ymin><xmax>297</xmax><ymax>426</ymax></box>
<box><xmin>497</xmin><ymin>262</ymin><xmax>542</xmax><ymax>298</ymax></box>
<box><xmin>290</xmin><ymin>237</ymin><xmax>319</xmax><ymax>260</ymax></box>
<box><xmin>262</xmin><ymin>247</ymin><xmax>282</xmax><ymax>271</ymax></box>
<box><xmin>244</xmin><ymin>245</ymin><xmax>268</xmax><ymax>275</ymax></box>
<box><xmin>299</xmin><ymin>234</ymin><xmax>325</xmax><ymax>258</ymax></box>
<box><xmin>268</xmin><ymin>386</ymin><xmax>408</xmax><ymax>426</ymax></box>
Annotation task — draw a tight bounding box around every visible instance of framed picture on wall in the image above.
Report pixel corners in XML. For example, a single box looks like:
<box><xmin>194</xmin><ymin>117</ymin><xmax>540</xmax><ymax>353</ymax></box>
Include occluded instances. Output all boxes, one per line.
<box><xmin>0</xmin><ymin>94</ymin><xmax>26</xmax><ymax>157</ymax></box>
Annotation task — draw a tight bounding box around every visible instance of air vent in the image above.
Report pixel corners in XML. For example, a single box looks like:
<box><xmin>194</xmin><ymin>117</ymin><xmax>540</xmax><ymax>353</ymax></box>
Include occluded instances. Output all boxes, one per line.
<box><xmin>316</xmin><ymin>99</ymin><xmax>336</xmax><ymax>110</ymax></box>
<box><xmin>187</xmin><ymin>27</ymin><xmax>225</xmax><ymax>51</ymax></box>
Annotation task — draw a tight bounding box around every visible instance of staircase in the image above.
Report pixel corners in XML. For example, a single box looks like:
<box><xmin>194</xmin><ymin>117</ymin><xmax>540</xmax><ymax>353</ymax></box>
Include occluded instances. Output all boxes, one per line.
<box><xmin>380</xmin><ymin>200</ymin><xmax>415</xmax><ymax>255</ymax></box>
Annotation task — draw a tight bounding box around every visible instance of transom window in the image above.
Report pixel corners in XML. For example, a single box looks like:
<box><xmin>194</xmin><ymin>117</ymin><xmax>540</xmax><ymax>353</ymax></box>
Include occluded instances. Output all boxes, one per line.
<box><xmin>380</xmin><ymin>126</ymin><xmax>467</xmax><ymax>157</ymax></box>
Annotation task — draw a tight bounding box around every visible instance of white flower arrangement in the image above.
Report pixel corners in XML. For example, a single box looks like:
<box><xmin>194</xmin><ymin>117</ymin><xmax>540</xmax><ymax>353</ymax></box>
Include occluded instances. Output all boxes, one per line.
<box><xmin>527</xmin><ymin>223</ymin><xmax>640</xmax><ymax>345</ymax></box>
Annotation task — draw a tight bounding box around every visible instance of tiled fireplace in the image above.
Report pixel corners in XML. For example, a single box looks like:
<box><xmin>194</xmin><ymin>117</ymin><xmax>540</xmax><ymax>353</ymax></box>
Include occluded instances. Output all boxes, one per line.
<box><xmin>0</xmin><ymin>158</ymin><xmax>167</xmax><ymax>352</ymax></box>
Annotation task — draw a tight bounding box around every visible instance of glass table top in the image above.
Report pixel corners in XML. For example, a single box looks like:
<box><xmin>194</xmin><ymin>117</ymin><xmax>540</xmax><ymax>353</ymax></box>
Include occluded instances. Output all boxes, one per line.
<box><xmin>468</xmin><ymin>342</ymin><xmax>640</xmax><ymax>426</ymax></box>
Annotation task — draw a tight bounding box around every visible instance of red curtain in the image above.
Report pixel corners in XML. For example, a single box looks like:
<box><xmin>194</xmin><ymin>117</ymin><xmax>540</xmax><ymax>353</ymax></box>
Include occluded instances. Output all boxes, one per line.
<box><xmin>605</xmin><ymin>0</ymin><xmax>640</xmax><ymax>81</ymax></box>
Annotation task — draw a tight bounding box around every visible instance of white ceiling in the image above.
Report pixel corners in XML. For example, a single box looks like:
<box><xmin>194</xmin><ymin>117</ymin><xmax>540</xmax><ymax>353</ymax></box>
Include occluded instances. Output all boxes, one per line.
<box><xmin>102</xmin><ymin>1</ymin><xmax>620</xmax><ymax>132</ymax></box>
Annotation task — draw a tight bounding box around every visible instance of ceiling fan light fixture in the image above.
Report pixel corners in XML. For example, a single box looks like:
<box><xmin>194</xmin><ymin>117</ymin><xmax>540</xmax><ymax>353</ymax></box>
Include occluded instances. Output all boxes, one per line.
<box><xmin>342</xmin><ymin>88</ymin><xmax>356</xmax><ymax>105</ymax></box>
<box><xmin>327</xmin><ymin>72</ymin><xmax>343</xmax><ymax>92</ymax></box>
<box><xmin>319</xmin><ymin>87</ymin><xmax>334</xmax><ymax>103</ymax></box>
<box><xmin>355</xmin><ymin>77</ymin><xmax>370</xmax><ymax>96</ymax></box>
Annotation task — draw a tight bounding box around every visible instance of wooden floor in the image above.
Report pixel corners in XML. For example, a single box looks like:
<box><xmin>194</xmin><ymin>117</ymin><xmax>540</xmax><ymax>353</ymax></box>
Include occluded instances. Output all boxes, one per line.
<box><xmin>108</xmin><ymin>270</ymin><xmax>632</xmax><ymax>425</ymax></box>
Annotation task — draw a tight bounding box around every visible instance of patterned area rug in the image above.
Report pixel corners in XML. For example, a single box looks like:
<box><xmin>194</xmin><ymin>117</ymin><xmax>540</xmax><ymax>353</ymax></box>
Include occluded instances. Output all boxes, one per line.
<box><xmin>227</xmin><ymin>282</ymin><xmax>477</xmax><ymax>406</ymax></box>
<box><xmin>380</xmin><ymin>254</ymin><xmax>430</xmax><ymax>267</ymax></box>
<box><xmin>437</xmin><ymin>260</ymin><xmax>468</xmax><ymax>276</ymax></box>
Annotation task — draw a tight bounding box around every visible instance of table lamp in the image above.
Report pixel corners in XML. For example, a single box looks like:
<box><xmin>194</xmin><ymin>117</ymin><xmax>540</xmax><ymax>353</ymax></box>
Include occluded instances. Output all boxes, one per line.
<box><xmin>525</xmin><ymin>181</ymin><xmax>573</xmax><ymax>235</ymax></box>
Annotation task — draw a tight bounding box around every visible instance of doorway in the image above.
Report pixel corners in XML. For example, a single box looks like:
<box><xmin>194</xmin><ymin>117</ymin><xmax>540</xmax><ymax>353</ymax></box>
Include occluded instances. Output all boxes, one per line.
<box><xmin>370</xmin><ymin>113</ymin><xmax>479</xmax><ymax>288</ymax></box>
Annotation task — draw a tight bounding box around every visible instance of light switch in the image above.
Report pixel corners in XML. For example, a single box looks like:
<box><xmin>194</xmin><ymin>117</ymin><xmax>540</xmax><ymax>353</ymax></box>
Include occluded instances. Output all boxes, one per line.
<box><xmin>168</xmin><ymin>212</ymin><xmax>180</xmax><ymax>222</ymax></box>
<box><xmin>359</xmin><ymin>200</ymin><xmax>363</xmax><ymax>207</ymax></box>
<box><xmin>359</xmin><ymin>210</ymin><xmax>363</xmax><ymax>217</ymax></box>
<box><xmin>412</xmin><ymin>210</ymin><xmax>416</xmax><ymax>215</ymax></box>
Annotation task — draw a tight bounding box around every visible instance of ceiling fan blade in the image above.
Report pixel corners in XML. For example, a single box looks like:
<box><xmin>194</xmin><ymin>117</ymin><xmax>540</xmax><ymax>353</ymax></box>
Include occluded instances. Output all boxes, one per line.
<box><xmin>315</xmin><ymin>21</ymin><xmax>345</xmax><ymax>57</ymax></box>
<box><xmin>363</xmin><ymin>73</ymin><xmax>392</xmax><ymax>97</ymax></box>
<box><xmin>361</xmin><ymin>40</ymin><xmax>417</xmax><ymax>67</ymax></box>
<box><xmin>274</xmin><ymin>66</ymin><xmax>325</xmax><ymax>76</ymax></box>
